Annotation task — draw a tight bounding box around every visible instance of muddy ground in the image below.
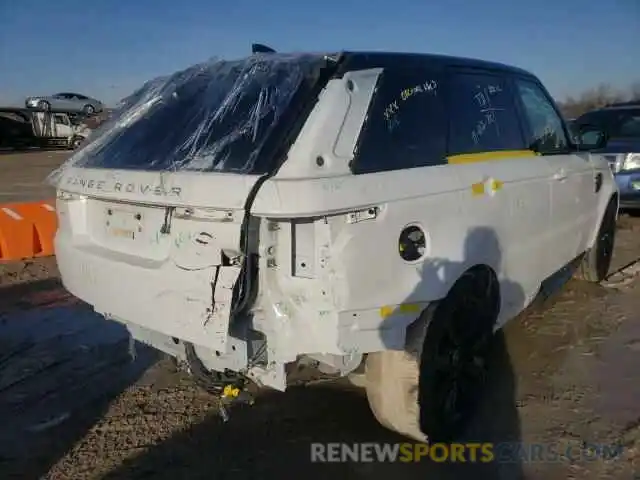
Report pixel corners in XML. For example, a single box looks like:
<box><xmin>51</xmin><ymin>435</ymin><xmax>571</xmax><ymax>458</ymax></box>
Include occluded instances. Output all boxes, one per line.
<box><xmin>0</xmin><ymin>151</ymin><xmax>639</xmax><ymax>479</ymax></box>
<box><xmin>0</xmin><ymin>226</ymin><xmax>637</xmax><ymax>480</ymax></box>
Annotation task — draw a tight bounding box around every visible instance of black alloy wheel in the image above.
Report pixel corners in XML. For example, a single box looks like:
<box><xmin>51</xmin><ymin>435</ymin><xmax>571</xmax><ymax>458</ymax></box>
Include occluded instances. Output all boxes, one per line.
<box><xmin>418</xmin><ymin>268</ymin><xmax>499</xmax><ymax>442</ymax></box>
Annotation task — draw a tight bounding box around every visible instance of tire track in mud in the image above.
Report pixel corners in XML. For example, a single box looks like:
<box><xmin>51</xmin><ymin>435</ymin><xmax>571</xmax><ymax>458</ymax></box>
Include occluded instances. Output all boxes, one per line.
<box><xmin>0</xmin><ymin>284</ymin><xmax>159</xmax><ymax>475</ymax></box>
<box><xmin>1</xmin><ymin>342</ymin><xmax>130</xmax><ymax>412</ymax></box>
<box><xmin>0</xmin><ymin>283</ymin><xmax>75</xmax><ymax>315</ymax></box>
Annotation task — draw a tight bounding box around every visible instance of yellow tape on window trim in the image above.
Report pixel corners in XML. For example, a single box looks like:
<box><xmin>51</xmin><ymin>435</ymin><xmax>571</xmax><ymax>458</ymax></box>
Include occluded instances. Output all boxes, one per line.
<box><xmin>447</xmin><ymin>149</ymin><xmax>538</xmax><ymax>165</ymax></box>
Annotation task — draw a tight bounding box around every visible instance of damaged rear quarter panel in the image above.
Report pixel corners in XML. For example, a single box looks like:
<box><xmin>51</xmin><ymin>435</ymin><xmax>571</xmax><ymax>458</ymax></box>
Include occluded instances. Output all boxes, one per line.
<box><xmin>250</xmin><ymin>164</ymin><xmax>466</xmax><ymax>356</ymax></box>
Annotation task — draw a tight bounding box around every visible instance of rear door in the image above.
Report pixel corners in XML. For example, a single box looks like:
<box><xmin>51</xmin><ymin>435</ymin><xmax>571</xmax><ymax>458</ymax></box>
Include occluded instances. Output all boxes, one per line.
<box><xmin>512</xmin><ymin>77</ymin><xmax>597</xmax><ymax>265</ymax></box>
<box><xmin>446</xmin><ymin>68</ymin><xmax>555</xmax><ymax>322</ymax></box>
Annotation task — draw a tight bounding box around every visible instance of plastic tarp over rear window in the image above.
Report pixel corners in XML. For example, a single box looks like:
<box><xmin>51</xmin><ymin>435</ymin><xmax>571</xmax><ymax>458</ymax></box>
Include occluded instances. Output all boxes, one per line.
<box><xmin>48</xmin><ymin>53</ymin><xmax>326</xmax><ymax>180</ymax></box>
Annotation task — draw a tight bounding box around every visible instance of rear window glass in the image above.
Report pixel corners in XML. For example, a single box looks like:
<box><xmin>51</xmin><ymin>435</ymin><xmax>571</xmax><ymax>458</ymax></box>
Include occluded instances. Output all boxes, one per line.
<box><xmin>68</xmin><ymin>54</ymin><xmax>325</xmax><ymax>174</ymax></box>
<box><xmin>353</xmin><ymin>68</ymin><xmax>446</xmax><ymax>174</ymax></box>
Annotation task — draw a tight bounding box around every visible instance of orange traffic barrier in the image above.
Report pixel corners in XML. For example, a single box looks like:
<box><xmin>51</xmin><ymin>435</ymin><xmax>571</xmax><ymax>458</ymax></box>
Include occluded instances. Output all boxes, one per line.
<box><xmin>0</xmin><ymin>199</ymin><xmax>57</xmax><ymax>261</ymax></box>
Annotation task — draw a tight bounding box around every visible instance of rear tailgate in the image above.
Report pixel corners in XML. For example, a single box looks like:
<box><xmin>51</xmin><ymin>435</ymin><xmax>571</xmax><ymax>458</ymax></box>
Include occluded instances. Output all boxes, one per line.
<box><xmin>54</xmin><ymin>168</ymin><xmax>258</xmax><ymax>351</ymax></box>
<box><xmin>49</xmin><ymin>53</ymin><xmax>331</xmax><ymax>350</ymax></box>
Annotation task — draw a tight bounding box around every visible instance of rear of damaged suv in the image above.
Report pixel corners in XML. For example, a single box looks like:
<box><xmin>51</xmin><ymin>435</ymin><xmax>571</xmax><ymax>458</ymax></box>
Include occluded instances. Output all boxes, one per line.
<box><xmin>50</xmin><ymin>52</ymin><xmax>389</xmax><ymax>394</ymax></box>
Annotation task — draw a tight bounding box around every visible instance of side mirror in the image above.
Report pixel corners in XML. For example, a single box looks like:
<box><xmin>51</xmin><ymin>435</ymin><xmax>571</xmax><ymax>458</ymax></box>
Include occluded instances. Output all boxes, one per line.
<box><xmin>577</xmin><ymin>124</ymin><xmax>608</xmax><ymax>150</ymax></box>
<box><xmin>566</xmin><ymin>122</ymin><xmax>579</xmax><ymax>143</ymax></box>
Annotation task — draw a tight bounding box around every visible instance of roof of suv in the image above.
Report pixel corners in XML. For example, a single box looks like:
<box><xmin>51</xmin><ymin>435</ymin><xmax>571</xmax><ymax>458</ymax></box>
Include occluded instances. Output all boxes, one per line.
<box><xmin>330</xmin><ymin>50</ymin><xmax>536</xmax><ymax>78</ymax></box>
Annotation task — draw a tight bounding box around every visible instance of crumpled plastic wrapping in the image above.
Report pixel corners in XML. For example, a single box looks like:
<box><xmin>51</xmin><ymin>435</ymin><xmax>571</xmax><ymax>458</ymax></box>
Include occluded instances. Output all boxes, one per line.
<box><xmin>47</xmin><ymin>53</ymin><xmax>327</xmax><ymax>186</ymax></box>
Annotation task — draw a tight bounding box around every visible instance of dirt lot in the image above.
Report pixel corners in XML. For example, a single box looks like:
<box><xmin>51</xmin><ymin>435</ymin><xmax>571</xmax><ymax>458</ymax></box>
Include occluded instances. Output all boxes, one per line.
<box><xmin>0</xmin><ymin>227</ymin><xmax>636</xmax><ymax>480</ymax></box>
<box><xmin>0</xmin><ymin>150</ymin><xmax>69</xmax><ymax>203</ymax></box>
<box><xmin>0</xmin><ymin>151</ymin><xmax>639</xmax><ymax>479</ymax></box>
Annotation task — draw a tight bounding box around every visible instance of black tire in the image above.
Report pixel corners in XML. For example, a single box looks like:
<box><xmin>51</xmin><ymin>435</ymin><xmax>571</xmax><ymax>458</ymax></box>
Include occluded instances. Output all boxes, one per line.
<box><xmin>364</xmin><ymin>267</ymin><xmax>500</xmax><ymax>442</ymax></box>
<box><xmin>70</xmin><ymin>136</ymin><xmax>85</xmax><ymax>149</ymax></box>
<box><xmin>417</xmin><ymin>267</ymin><xmax>499</xmax><ymax>442</ymax></box>
<box><xmin>576</xmin><ymin>199</ymin><xmax>617</xmax><ymax>283</ymax></box>
<box><xmin>83</xmin><ymin>104</ymin><xmax>95</xmax><ymax>115</ymax></box>
<box><xmin>38</xmin><ymin>100</ymin><xmax>50</xmax><ymax>111</ymax></box>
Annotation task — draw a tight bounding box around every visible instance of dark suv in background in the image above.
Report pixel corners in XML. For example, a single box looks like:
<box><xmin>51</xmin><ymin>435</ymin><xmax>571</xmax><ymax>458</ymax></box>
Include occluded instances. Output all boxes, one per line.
<box><xmin>573</xmin><ymin>102</ymin><xmax>640</xmax><ymax>209</ymax></box>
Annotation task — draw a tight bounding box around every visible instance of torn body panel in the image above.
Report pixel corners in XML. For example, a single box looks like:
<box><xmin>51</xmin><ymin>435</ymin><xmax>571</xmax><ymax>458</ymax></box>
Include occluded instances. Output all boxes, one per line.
<box><xmin>55</xmin><ymin>195</ymin><xmax>244</xmax><ymax>354</ymax></box>
<box><xmin>247</xmin><ymin>166</ymin><xmax>465</xmax><ymax>371</ymax></box>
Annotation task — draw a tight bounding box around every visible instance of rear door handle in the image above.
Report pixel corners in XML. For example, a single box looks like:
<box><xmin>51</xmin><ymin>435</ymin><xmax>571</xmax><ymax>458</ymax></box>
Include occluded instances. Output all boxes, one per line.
<box><xmin>552</xmin><ymin>169</ymin><xmax>568</xmax><ymax>181</ymax></box>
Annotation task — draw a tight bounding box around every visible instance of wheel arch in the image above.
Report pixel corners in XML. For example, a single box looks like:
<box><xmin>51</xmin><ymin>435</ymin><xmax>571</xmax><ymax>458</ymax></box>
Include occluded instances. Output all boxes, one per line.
<box><xmin>454</xmin><ymin>263</ymin><xmax>501</xmax><ymax>318</ymax></box>
<box><xmin>366</xmin><ymin>262</ymin><xmax>502</xmax><ymax>442</ymax></box>
<box><xmin>586</xmin><ymin>192</ymin><xmax>619</xmax><ymax>251</ymax></box>
<box><xmin>611</xmin><ymin>191</ymin><xmax>619</xmax><ymax>213</ymax></box>
<box><xmin>405</xmin><ymin>263</ymin><xmax>501</xmax><ymax>348</ymax></box>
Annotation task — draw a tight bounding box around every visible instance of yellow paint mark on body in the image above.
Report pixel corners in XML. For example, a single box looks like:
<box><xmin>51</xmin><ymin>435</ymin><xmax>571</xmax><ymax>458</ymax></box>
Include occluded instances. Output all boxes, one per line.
<box><xmin>447</xmin><ymin>149</ymin><xmax>538</xmax><ymax>165</ymax></box>
<box><xmin>471</xmin><ymin>182</ymin><xmax>485</xmax><ymax>196</ymax></box>
<box><xmin>380</xmin><ymin>303</ymin><xmax>422</xmax><ymax>319</ymax></box>
<box><xmin>470</xmin><ymin>178</ymin><xmax>504</xmax><ymax>196</ymax></box>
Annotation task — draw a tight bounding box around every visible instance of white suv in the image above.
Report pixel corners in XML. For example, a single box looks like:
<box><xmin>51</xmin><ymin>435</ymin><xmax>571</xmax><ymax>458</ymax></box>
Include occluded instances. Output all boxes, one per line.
<box><xmin>49</xmin><ymin>50</ymin><xmax>618</xmax><ymax>442</ymax></box>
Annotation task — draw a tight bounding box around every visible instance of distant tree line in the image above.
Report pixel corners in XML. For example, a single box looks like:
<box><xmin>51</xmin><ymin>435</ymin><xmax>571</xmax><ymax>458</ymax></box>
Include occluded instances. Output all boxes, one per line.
<box><xmin>557</xmin><ymin>81</ymin><xmax>640</xmax><ymax>119</ymax></box>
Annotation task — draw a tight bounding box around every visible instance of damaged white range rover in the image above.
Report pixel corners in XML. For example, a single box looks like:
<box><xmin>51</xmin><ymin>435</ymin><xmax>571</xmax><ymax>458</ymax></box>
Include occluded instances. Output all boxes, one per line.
<box><xmin>49</xmin><ymin>46</ymin><xmax>618</xmax><ymax>442</ymax></box>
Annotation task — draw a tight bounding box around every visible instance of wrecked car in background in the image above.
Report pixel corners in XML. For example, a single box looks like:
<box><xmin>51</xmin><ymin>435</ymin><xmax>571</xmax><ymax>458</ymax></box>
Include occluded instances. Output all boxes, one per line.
<box><xmin>48</xmin><ymin>48</ymin><xmax>618</xmax><ymax>442</ymax></box>
<box><xmin>573</xmin><ymin>102</ymin><xmax>640</xmax><ymax>210</ymax></box>
<box><xmin>0</xmin><ymin>108</ymin><xmax>90</xmax><ymax>149</ymax></box>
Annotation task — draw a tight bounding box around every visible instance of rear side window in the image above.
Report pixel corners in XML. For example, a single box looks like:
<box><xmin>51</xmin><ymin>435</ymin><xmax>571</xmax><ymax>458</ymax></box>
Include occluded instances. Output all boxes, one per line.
<box><xmin>514</xmin><ymin>79</ymin><xmax>569</xmax><ymax>153</ymax></box>
<box><xmin>447</xmin><ymin>72</ymin><xmax>524</xmax><ymax>155</ymax></box>
<box><xmin>352</xmin><ymin>68</ymin><xmax>446</xmax><ymax>174</ymax></box>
